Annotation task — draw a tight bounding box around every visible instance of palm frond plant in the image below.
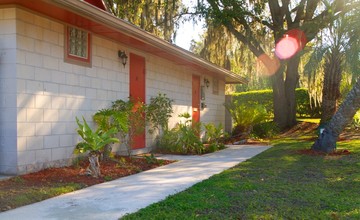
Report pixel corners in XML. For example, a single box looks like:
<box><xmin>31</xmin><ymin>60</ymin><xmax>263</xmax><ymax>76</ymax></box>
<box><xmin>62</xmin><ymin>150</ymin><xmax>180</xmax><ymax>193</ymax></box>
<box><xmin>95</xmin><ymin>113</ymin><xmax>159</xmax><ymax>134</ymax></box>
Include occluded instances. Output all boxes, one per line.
<box><xmin>75</xmin><ymin>117</ymin><xmax>119</xmax><ymax>178</ymax></box>
<box><xmin>225</xmin><ymin>101</ymin><xmax>267</xmax><ymax>137</ymax></box>
<box><xmin>203</xmin><ymin>123</ymin><xmax>227</xmax><ymax>152</ymax></box>
<box><xmin>93</xmin><ymin>109</ymin><xmax>128</xmax><ymax>160</ymax></box>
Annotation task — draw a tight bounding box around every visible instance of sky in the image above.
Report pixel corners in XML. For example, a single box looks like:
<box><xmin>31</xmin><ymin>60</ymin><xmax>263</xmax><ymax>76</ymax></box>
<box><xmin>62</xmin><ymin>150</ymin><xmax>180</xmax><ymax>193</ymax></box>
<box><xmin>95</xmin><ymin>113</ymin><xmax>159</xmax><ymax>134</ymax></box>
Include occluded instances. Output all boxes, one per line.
<box><xmin>174</xmin><ymin>0</ymin><xmax>205</xmax><ymax>50</ymax></box>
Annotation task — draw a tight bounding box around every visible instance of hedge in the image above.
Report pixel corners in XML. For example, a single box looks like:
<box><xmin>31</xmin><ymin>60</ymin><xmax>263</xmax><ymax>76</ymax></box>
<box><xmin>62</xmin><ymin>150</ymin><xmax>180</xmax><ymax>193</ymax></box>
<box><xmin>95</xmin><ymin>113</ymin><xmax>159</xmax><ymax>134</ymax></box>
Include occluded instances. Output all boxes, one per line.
<box><xmin>230</xmin><ymin>88</ymin><xmax>320</xmax><ymax>118</ymax></box>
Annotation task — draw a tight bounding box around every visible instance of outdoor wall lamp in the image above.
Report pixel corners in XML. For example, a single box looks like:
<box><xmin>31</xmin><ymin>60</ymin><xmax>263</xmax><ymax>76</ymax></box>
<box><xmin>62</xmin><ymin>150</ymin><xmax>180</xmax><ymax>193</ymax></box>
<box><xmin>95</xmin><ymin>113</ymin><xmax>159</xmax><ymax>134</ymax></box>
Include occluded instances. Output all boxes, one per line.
<box><xmin>204</xmin><ymin>78</ymin><xmax>210</xmax><ymax>88</ymax></box>
<box><xmin>118</xmin><ymin>50</ymin><xmax>128</xmax><ymax>67</ymax></box>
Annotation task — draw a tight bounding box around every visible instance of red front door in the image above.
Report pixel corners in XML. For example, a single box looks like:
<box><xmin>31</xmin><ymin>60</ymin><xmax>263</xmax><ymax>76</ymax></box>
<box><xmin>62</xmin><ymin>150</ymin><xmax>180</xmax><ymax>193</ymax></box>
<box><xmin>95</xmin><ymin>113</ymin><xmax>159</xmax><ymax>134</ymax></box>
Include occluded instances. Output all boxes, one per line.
<box><xmin>130</xmin><ymin>53</ymin><xmax>146</xmax><ymax>149</ymax></box>
<box><xmin>192</xmin><ymin>75</ymin><xmax>200</xmax><ymax>124</ymax></box>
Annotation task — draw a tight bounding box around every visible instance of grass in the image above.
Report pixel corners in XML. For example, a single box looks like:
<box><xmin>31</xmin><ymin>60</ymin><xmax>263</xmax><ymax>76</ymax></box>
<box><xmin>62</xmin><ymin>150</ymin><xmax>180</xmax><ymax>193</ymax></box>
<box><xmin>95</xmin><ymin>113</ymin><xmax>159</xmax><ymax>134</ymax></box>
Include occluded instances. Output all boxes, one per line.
<box><xmin>298</xmin><ymin>118</ymin><xmax>321</xmax><ymax>123</ymax></box>
<box><xmin>0</xmin><ymin>183</ymin><xmax>83</xmax><ymax>210</ymax></box>
<box><xmin>122</xmin><ymin>137</ymin><xmax>360</xmax><ymax>219</ymax></box>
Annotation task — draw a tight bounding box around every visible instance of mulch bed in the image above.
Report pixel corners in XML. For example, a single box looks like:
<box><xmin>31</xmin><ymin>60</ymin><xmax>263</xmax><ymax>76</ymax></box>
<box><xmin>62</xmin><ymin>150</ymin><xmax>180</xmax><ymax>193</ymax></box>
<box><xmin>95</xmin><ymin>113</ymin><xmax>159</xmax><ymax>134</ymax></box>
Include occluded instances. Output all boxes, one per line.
<box><xmin>20</xmin><ymin>156</ymin><xmax>173</xmax><ymax>186</ymax></box>
<box><xmin>3</xmin><ymin>156</ymin><xmax>173</xmax><ymax>187</ymax></box>
<box><xmin>0</xmin><ymin>155</ymin><xmax>173</xmax><ymax>212</ymax></box>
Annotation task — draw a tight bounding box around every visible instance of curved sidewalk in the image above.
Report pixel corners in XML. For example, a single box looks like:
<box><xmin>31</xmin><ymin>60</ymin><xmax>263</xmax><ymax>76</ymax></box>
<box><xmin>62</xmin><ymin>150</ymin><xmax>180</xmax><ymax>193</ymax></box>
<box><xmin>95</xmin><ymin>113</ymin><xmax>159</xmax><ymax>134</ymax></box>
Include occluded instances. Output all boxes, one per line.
<box><xmin>0</xmin><ymin>145</ymin><xmax>270</xmax><ymax>220</ymax></box>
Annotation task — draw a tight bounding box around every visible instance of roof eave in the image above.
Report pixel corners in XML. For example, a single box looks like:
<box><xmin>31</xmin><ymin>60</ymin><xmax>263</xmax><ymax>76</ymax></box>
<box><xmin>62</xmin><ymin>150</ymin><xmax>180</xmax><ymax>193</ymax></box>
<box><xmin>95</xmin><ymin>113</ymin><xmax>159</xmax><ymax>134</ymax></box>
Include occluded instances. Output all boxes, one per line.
<box><xmin>44</xmin><ymin>0</ymin><xmax>247</xmax><ymax>84</ymax></box>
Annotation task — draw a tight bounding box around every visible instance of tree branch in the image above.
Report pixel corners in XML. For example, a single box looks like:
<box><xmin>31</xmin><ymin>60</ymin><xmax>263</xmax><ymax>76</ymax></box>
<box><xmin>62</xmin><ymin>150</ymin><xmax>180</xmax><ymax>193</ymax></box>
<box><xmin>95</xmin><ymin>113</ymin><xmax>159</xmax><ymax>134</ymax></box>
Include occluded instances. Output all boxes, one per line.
<box><xmin>303</xmin><ymin>0</ymin><xmax>360</xmax><ymax>42</ymax></box>
<box><xmin>224</xmin><ymin>23</ymin><xmax>265</xmax><ymax>57</ymax></box>
<box><xmin>293</xmin><ymin>0</ymin><xmax>307</xmax><ymax>23</ymax></box>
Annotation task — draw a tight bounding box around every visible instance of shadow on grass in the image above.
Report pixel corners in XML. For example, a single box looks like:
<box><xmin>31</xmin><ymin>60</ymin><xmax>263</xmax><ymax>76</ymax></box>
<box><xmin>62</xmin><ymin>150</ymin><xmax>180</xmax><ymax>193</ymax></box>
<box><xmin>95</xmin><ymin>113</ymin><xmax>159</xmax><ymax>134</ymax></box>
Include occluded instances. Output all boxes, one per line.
<box><xmin>122</xmin><ymin>139</ymin><xmax>360</xmax><ymax>219</ymax></box>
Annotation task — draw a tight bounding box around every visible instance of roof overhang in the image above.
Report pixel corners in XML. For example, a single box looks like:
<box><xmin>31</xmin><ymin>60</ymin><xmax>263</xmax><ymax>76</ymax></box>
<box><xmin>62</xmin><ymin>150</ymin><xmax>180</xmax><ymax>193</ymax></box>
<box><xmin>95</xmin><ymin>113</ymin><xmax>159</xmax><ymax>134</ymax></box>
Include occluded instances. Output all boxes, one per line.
<box><xmin>0</xmin><ymin>0</ymin><xmax>247</xmax><ymax>84</ymax></box>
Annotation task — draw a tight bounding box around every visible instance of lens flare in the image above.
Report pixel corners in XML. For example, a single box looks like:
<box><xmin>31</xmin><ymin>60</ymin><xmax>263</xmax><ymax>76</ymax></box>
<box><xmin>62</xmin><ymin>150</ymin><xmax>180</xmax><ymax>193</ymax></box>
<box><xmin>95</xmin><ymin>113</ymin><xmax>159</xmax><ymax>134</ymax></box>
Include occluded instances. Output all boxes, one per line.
<box><xmin>275</xmin><ymin>36</ymin><xmax>299</xmax><ymax>59</ymax></box>
<box><xmin>275</xmin><ymin>29</ymin><xmax>307</xmax><ymax>60</ymax></box>
<box><xmin>258</xmin><ymin>53</ymin><xmax>280</xmax><ymax>76</ymax></box>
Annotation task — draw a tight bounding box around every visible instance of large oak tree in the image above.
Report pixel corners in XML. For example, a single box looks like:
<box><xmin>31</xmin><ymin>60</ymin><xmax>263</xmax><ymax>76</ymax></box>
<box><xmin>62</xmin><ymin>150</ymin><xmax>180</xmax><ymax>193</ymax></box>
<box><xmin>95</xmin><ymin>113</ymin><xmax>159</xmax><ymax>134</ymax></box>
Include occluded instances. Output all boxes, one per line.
<box><xmin>103</xmin><ymin>0</ymin><xmax>183</xmax><ymax>42</ymax></box>
<box><xmin>196</xmin><ymin>0</ymin><xmax>360</xmax><ymax>129</ymax></box>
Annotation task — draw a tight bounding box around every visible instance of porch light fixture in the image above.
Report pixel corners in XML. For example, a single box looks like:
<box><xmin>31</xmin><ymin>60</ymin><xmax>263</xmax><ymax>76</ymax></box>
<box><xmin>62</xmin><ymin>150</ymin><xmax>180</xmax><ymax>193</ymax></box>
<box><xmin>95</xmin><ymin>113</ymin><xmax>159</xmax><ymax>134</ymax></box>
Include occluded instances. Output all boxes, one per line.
<box><xmin>204</xmin><ymin>78</ymin><xmax>210</xmax><ymax>88</ymax></box>
<box><xmin>118</xmin><ymin>50</ymin><xmax>128</xmax><ymax>67</ymax></box>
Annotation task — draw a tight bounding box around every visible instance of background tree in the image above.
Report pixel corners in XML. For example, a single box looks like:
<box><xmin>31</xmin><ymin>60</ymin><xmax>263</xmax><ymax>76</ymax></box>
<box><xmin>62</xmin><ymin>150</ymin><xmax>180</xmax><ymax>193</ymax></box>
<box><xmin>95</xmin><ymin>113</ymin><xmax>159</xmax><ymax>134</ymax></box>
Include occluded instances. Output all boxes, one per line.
<box><xmin>302</xmin><ymin>10</ymin><xmax>360</xmax><ymax>125</ymax></box>
<box><xmin>312</xmin><ymin>77</ymin><xmax>360</xmax><ymax>153</ymax></box>
<box><xmin>195</xmin><ymin>0</ymin><xmax>360</xmax><ymax>129</ymax></box>
<box><xmin>312</xmin><ymin>10</ymin><xmax>360</xmax><ymax>153</ymax></box>
<box><xmin>103</xmin><ymin>0</ymin><xmax>184</xmax><ymax>42</ymax></box>
<box><xmin>190</xmin><ymin>21</ymin><xmax>273</xmax><ymax>92</ymax></box>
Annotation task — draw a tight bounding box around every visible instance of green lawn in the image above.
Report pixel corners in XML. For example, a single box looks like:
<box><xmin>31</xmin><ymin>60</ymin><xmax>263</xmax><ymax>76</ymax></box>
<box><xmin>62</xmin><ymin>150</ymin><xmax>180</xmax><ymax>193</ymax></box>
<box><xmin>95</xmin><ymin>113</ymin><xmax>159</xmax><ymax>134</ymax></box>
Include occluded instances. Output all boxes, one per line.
<box><xmin>122</xmin><ymin>138</ymin><xmax>360</xmax><ymax>219</ymax></box>
<box><xmin>297</xmin><ymin>118</ymin><xmax>321</xmax><ymax>123</ymax></box>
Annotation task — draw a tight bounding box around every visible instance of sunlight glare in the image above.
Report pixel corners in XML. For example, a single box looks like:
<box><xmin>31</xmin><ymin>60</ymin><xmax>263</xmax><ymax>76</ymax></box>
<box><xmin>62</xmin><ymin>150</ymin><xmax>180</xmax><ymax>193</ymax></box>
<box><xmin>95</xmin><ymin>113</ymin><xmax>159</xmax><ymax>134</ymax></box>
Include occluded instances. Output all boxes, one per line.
<box><xmin>275</xmin><ymin>29</ymin><xmax>307</xmax><ymax>60</ymax></box>
<box><xmin>258</xmin><ymin>53</ymin><xmax>280</xmax><ymax>76</ymax></box>
<box><xmin>275</xmin><ymin>36</ymin><xmax>299</xmax><ymax>59</ymax></box>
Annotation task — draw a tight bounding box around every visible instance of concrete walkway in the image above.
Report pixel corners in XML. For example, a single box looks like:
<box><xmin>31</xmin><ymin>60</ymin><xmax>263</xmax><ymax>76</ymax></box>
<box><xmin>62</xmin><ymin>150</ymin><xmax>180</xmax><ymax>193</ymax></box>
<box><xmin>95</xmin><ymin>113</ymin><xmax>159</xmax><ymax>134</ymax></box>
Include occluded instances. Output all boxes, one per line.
<box><xmin>0</xmin><ymin>145</ymin><xmax>270</xmax><ymax>220</ymax></box>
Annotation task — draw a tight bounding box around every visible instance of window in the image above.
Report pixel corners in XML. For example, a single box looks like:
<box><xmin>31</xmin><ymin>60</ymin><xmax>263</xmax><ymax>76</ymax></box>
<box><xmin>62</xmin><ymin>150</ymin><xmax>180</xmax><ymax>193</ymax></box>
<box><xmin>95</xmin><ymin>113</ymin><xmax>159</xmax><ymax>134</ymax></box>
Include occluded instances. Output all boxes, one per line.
<box><xmin>213</xmin><ymin>78</ymin><xmax>219</xmax><ymax>95</ymax></box>
<box><xmin>65</xmin><ymin>26</ymin><xmax>91</xmax><ymax>66</ymax></box>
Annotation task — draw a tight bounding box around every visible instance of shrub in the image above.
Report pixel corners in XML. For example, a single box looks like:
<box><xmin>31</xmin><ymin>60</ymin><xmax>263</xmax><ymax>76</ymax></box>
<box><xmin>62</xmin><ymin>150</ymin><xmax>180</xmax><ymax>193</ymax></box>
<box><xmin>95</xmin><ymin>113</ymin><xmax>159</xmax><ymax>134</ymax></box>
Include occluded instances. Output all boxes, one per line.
<box><xmin>251</xmin><ymin>121</ymin><xmax>279</xmax><ymax>138</ymax></box>
<box><xmin>176</xmin><ymin>113</ymin><xmax>204</xmax><ymax>154</ymax></box>
<box><xmin>203</xmin><ymin>123</ymin><xmax>227</xmax><ymax>152</ymax></box>
<box><xmin>231</xmin><ymin>88</ymin><xmax>321</xmax><ymax>118</ymax></box>
<box><xmin>157</xmin><ymin>129</ymin><xmax>182</xmax><ymax>153</ymax></box>
<box><xmin>352</xmin><ymin>110</ymin><xmax>360</xmax><ymax>129</ymax></box>
<box><xmin>146</xmin><ymin>93</ymin><xmax>173</xmax><ymax>143</ymax></box>
<box><xmin>225</xmin><ymin>101</ymin><xmax>268</xmax><ymax>135</ymax></box>
<box><xmin>231</xmin><ymin>90</ymin><xmax>273</xmax><ymax>117</ymax></box>
<box><xmin>158</xmin><ymin>113</ymin><xmax>204</xmax><ymax>155</ymax></box>
<box><xmin>111</xmin><ymin>98</ymin><xmax>146</xmax><ymax>156</ymax></box>
<box><xmin>295</xmin><ymin>88</ymin><xmax>321</xmax><ymax>117</ymax></box>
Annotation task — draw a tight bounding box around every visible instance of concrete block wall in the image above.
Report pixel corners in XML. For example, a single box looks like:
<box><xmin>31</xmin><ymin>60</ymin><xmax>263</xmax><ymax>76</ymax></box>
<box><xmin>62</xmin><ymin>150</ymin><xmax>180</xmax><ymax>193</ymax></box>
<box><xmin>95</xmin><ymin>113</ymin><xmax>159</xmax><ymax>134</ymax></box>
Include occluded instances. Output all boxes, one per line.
<box><xmin>0</xmin><ymin>8</ymin><xmax>18</xmax><ymax>174</ymax></box>
<box><xmin>0</xmin><ymin>7</ymin><xmax>227</xmax><ymax>174</ymax></box>
<box><xmin>200</xmin><ymin>75</ymin><xmax>226</xmax><ymax>126</ymax></box>
<box><xmin>146</xmin><ymin>55</ymin><xmax>192</xmax><ymax>128</ymax></box>
<box><xmin>14</xmin><ymin>8</ymin><xmax>128</xmax><ymax>174</ymax></box>
<box><xmin>146</xmin><ymin>53</ymin><xmax>226</xmax><ymax>142</ymax></box>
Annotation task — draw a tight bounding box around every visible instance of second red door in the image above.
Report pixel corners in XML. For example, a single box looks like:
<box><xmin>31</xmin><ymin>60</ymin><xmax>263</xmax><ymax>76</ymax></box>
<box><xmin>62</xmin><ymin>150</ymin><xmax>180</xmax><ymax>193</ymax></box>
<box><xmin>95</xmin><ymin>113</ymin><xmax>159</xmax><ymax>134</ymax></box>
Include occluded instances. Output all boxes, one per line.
<box><xmin>129</xmin><ymin>53</ymin><xmax>146</xmax><ymax>149</ymax></box>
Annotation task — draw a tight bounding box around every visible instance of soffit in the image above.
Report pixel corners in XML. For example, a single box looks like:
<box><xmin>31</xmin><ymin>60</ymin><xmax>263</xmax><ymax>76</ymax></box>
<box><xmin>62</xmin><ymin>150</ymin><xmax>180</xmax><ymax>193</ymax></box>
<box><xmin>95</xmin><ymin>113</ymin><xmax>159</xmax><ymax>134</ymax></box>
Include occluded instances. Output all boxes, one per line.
<box><xmin>0</xmin><ymin>0</ymin><xmax>247</xmax><ymax>84</ymax></box>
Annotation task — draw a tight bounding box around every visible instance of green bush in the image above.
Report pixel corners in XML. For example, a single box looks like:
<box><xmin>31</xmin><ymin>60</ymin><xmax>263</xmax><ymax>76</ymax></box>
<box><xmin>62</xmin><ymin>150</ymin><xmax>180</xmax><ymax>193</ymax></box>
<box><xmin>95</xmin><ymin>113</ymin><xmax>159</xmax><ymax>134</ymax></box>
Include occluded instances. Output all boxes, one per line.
<box><xmin>251</xmin><ymin>121</ymin><xmax>279</xmax><ymax>138</ymax></box>
<box><xmin>225</xmin><ymin>101</ymin><xmax>268</xmax><ymax>135</ymax></box>
<box><xmin>146</xmin><ymin>93</ymin><xmax>173</xmax><ymax>136</ymax></box>
<box><xmin>203</xmin><ymin>123</ymin><xmax>227</xmax><ymax>152</ymax></box>
<box><xmin>231</xmin><ymin>90</ymin><xmax>273</xmax><ymax>117</ymax></box>
<box><xmin>295</xmin><ymin>88</ymin><xmax>321</xmax><ymax>117</ymax></box>
<box><xmin>352</xmin><ymin>110</ymin><xmax>360</xmax><ymax>129</ymax></box>
<box><xmin>111</xmin><ymin>98</ymin><xmax>146</xmax><ymax>156</ymax></box>
<box><xmin>157</xmin><ymin>113</ymin><xmax>204</xmax><ymax>155</ymax></box>
<box><xmin>175</xmin><ymin>113</ymin><xmax>204</xmax><ymax>154</ymax></box>
<box><xmin>157</xmin><ymin>129</ymin><xmax>181</xmax><ymax>153</ymax></box>
<box><xmin>231</xmin><ymin>88</ymin><xmax>321</xmax><ymax>118</ymax></box>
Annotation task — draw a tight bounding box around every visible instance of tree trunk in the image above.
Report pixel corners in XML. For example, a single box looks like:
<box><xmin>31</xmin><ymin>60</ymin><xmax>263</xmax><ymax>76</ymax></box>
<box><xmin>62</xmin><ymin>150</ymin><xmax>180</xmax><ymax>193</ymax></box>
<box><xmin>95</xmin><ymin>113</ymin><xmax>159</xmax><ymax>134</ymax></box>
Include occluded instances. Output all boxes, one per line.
<box><xmin>86</xmin><ymin>153</ymin><xmax>101</xmax><ymax>178</ymax></box>
<box><xmin>285</xmin><ymin>56</ymin><xmax>300</xmax><ymax>127</ymax></box>
<box><xmin>272</xmin><ymin>56</ymin><xmax>300</xmax><ymax>130</ymax></box>
<box><xmin>272</xmin><ymin>66</ymin><xmax>287</xmax><ymax>129</ymax></box>
<box><xmin>312</xmin><ymin>77</ymin><xmax>360</xmax><ymax>153</ymax></box>
<box><xmin>102</xmin><ymin>144</ymin><xmax>112</xmax><ymax>161</ymax></box>
<box><xmin>320</xmin><ymin>49</ymin><xmax>342</xmax><ymax>124</ymax></box>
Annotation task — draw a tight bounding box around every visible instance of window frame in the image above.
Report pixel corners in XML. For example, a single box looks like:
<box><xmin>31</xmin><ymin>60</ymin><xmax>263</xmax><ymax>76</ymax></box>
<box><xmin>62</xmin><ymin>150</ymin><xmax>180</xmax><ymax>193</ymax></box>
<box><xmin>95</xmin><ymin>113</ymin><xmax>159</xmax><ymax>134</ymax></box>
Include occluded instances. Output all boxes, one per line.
<box><xmin>213</xmin><ymin>78</ymin><xmax>219</xmax><ymax>95</ymax></box>
<box><xmin>64</xmin><ymin>25</ymin><xmax>91</xmax><ymax>67</ymax></box>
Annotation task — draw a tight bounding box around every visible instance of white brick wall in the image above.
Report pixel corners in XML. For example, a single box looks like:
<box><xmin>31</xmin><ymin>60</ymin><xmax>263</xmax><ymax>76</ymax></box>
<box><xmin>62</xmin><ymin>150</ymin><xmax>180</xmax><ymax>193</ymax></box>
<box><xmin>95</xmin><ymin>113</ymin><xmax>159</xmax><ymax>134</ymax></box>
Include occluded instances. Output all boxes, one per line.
<box><xmin>0</xmin><ymin>7</ymin><xmax>226</xmax><ymax>174</ymax></box>
<box><xmin>0</xmin><ymin>8</ymin><xmax>18</xmax><ymax>174</ymax></box>
<box><xmin>12</xmin><ymin>8</ymin><xmax>128</xmax><ymax>174</ymax></box>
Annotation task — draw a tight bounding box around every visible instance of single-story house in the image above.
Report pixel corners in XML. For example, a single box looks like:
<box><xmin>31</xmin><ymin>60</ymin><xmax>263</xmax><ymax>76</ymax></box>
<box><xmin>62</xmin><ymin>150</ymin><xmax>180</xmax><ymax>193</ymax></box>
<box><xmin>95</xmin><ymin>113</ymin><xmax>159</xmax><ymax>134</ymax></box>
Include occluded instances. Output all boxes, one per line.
<box><xmin>0</xmin><ymin>0</ymin><xmax>246</xmax><ymax>175</ymax></box>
